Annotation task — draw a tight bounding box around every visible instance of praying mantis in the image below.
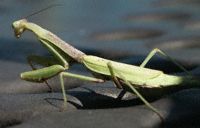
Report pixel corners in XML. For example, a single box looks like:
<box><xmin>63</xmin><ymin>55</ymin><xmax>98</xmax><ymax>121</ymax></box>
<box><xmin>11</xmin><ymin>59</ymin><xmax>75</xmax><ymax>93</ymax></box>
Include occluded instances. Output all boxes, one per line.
<box><xmin>12</xmin><ymin>18</ymin><xmax>200</xmax><ymax>122</ymax></box>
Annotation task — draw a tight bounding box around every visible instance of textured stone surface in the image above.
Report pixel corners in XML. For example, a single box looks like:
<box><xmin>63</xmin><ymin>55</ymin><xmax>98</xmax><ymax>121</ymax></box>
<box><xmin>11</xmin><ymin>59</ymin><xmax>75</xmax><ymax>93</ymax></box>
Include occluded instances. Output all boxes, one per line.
<box><xmin>1</xmin><ymin>89</ymin><xmax>200</xmax><ymax>128</ymax></box>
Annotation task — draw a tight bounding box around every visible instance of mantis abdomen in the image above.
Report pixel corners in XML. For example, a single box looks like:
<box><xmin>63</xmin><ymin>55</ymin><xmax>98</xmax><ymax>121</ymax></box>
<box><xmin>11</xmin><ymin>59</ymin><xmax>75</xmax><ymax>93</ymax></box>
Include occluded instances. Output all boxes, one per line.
<box><xmin>83</xmin><ymin>55</ymin><xmax>198</xmax><ymax>88</ymax></box>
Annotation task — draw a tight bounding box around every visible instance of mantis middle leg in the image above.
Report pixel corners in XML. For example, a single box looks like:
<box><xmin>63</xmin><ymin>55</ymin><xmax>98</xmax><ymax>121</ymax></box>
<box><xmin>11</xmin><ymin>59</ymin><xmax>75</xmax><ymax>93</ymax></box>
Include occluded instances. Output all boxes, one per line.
<box><xmin>59</xmin><ymin>72</ymin><xmax>105</xmax><ymax>109</ymax></box>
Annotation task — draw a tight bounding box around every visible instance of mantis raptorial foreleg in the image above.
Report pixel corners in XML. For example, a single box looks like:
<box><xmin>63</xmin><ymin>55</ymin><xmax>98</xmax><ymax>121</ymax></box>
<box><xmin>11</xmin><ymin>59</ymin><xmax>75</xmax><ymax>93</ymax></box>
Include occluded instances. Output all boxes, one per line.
<box><xmin>39</xmin><ymin>39</ymin><xmax>69</xmax><ymax>67</ymax></box>
<box><xmin>107</xmin><ymin>62</ymin><xmax>164</xmax><ymax>121</ymax></box>
<box><xmin>140</xmin><ymin>48</ymin><xmax>190</xmax><ymax>75</ymax></box>
<box><xmin>27</xmin><ymin>55</ymin><xmax>58</xmax><ymax>91</ymax></box>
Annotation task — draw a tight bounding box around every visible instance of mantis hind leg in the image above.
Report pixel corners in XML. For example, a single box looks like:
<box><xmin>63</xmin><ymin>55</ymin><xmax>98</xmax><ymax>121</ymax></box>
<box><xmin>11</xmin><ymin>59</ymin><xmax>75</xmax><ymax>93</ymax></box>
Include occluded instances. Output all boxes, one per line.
<box><xmin>107</xmin><ymin>62</ymin><xmax>164</xmax><ymax>122</ymax></box>
<box><xmin>140</xmin><ymin>48</ymin><xmax>190</xmax><ymax>75</ymax></box>
<box><xmin>27</xmin><ymin>55</ymin><xmax>58</xmax><ymax>92</ymax></box>
<box><xmin>106</xmin><ymin>61</ymin><xmax>125</xmax><ymax>100</ymax></box>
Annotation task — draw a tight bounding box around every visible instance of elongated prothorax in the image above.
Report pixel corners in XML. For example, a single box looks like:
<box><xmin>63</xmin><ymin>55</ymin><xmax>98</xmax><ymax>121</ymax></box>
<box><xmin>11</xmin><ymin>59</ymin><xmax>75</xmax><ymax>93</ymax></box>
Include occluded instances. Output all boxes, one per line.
<box><xmin>12</xmin><ymin>19</ymin><xmax>86</xmax><ymax>63</ymax></box>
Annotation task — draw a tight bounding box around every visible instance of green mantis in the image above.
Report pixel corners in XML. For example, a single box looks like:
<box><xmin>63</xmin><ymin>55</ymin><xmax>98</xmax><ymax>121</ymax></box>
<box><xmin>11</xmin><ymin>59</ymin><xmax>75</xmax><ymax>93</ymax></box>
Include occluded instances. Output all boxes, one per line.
<box><xmin>12</xmin><ymin>19</ymin><xmax>200</xmax><ymax>121</ymax></box>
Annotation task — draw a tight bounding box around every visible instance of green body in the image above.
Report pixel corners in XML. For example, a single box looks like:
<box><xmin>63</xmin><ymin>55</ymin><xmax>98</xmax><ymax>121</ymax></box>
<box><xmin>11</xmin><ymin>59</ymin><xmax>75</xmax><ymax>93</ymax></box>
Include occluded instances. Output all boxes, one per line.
<box><xmin>12</xmin><ymin>19</ymin><xmax>200</xmax><ymax>120</ymax></box>
<box><xmin>12</xmin><ymin>19</ymin><xmax>199</xmax><ymax>88</ymax></box>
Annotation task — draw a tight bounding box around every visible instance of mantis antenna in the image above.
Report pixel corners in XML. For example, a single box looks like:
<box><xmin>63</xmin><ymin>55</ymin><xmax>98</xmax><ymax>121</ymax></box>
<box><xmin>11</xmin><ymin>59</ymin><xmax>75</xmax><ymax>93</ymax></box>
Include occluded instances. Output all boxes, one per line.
<box><xmin>24</xmin><ymin>4</ymin><xmax>62</xmax><ymax>19</ymax></box>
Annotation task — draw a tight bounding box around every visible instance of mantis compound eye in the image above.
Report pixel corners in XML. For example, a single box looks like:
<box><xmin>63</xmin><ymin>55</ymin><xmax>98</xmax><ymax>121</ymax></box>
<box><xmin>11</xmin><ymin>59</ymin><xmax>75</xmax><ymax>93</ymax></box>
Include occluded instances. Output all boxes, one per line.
<box><xmin>12</xmin><ymin>19</ymin><xmax>27</xmax><ymax>38</ymax></box>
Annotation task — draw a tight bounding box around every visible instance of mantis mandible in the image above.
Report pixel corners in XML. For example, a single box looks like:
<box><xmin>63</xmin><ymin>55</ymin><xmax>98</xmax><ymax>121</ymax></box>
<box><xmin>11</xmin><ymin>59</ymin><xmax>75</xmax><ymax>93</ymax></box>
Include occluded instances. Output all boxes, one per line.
<box><xmin>12</xmin><ymin>18</ymin><xmax>200</xmax><ymax>122</ymax></box>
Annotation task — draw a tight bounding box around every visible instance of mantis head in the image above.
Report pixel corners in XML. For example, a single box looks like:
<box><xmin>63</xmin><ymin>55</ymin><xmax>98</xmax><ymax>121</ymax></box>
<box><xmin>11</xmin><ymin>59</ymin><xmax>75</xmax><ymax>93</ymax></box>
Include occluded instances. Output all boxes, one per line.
<box><xmin>12</xmin><ymin>19</ymin><xmax>27</xmax><ymax>38</ymax></box>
